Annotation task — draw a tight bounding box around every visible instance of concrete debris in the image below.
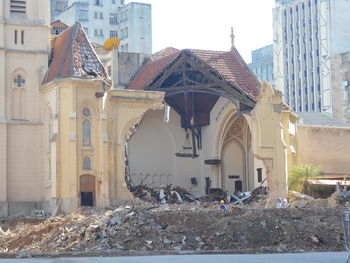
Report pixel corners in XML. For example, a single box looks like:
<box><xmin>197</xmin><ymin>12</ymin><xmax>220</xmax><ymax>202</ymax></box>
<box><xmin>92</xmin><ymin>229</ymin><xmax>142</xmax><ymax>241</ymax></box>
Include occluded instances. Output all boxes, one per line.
<box><xmin>0</xmin><ymin>227</ymin><xmax>5</xmax><ymax>237</ymax></box>
<box><xmin>132</xmin><ymin>185</ymin><xmax>195</xmax><ymax>204</ymax></box>
<box><xmin>0</xmin><ymin>199</ymin><xmax>346</xmax><ymax>254</ymax></box>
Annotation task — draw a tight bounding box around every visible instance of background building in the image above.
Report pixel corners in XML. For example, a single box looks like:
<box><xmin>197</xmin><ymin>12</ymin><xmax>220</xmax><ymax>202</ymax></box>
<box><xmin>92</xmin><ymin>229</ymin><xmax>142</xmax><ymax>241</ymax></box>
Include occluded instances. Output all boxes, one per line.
<box><xmin>273</xmin><ymin>0</ymin><xmax>350</xmax><ymax>117</ymax></box>
<box><xmin>51</xmin><ymin>0</ymin><xmax>152</xmax><ymax>54</ymax></box>
<box><xmin>248</xmin><ymin>44</ymin><xmax>274</xmax><ymax>85</ymax></box>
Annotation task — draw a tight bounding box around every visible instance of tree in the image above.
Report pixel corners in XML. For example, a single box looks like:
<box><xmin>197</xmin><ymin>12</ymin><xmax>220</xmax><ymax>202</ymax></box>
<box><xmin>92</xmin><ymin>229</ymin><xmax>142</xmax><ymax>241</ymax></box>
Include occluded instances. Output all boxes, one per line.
<box><xmin>288</xmin><ymin>164</ymin><xmax>321</xmax><ymax>194</ymax></box>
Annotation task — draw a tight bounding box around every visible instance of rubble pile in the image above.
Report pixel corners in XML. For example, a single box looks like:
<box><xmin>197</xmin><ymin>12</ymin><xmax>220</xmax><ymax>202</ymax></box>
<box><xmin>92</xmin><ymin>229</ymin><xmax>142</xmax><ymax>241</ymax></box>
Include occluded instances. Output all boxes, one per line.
<box><xmin>244</xmin><ymin>186</ymin><xmax>268</xmax><ymax>207</ymax></box>
<box><xmin>0</xmin><ymin>201</ymin><xmax>346</xmax><ymax>254</ymax></box>
<box><xmin>132</xmin><ymin>185</ymin><xmax>195</xmax><ymax>204</ymax></box>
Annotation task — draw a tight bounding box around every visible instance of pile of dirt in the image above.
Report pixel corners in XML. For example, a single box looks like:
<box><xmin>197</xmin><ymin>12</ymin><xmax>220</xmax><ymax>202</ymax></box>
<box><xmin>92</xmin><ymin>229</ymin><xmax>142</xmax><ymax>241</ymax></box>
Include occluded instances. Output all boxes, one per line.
<box><xmin>0</xmin><ymin>200</ymin><xmax>346</xmax><ymax>254</ymax></box>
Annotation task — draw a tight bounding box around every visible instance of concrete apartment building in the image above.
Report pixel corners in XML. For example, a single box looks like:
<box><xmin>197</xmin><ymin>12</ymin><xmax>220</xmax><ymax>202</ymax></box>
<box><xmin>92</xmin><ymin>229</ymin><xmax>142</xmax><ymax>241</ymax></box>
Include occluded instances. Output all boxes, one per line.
<box><xmin>51</xmin><ymin>0</ymin><xmax>152</xmax><ymax>54</ymax></box>
<box><xmin>273</xmin><ymin>0</ymin><xmax>350</xmax><ymax>121</ymax></box>
<box><xmin>248</xmin><ymin>44</ymin><xmax>274</xmax><ymax>85</ymax></box>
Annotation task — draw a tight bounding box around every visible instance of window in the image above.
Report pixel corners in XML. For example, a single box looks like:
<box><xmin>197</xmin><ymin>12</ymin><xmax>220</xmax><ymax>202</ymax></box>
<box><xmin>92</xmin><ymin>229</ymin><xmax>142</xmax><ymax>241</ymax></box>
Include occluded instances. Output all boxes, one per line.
<box><xmin>83</xmin><ymin>157</ymin><xmax>92</xmax><ymax>170</ymax></box>
<box><xmin>110</xmin><ymin>14</ymin><xmax>118</xmax><ymax>24</ymax></box>
<box><xmin>121</xmin><ymin>29</ymin><xmax>124</xmax><ymax>39</ymax></box>
<box><xmin>257</xmin><ymin>168</ymin><xmax>263</xmax><ymax>183</ymax></box>
<box><xmin>112</xmin><ymin>0</ymin><xmax>116</xmax><ymax>3</ymax></box>
<box><xmin>124</xmin><ymin>10</ymin><xmax>128</xmax><ymax>21</ymax></box>
<box><xmin>125</xmin><ymin>43</ymin><xmax>128</xmax><ymax>51</ymax></box>
<box><xmin>83</xmin><ymin>27</ymin><xmax>88</xmax><ymax>34</ymax></box>
<box><xmin>79</xmin><ymin>10</ymin><xmax>88</xmax><ymax>20</ymax></box>
<box><xmin>99</xmin><ymin>29</ymin><xmax>104</xmax><ymax>36</ymax></box>
<box><xmin>120</xmin><ymin>0</ymin><xmax>125</xmax><ymax>5</ymax></box>
<box><xmin>95</xmin><ymin>0</ymin><xmax>102</xmax><ymax>5</ymax></box>
<box><xmin>56</xmin><ymin>1</ymin><xmax>67</xmax><ymax>11</ymax></box>
<box><xmin>13</xmin><ymin>74</ymin><xmax>25</xmax><ymax>87</ymax></box>
<box><xmin>14</xmin><ymin>30</ymin><xmax>17</xmax><ymax>44</ymax></box>
<box><xmin>83</xmin><ymin>108</ymin><xmax>91</xmax><ymax>117</ymax></box>
<box><xmin>125</xmin><ymin>27</ymin><xmax>128</xmax><ymax>38</ymax></box>
<box><xmin>10</xmin><ymin>0</ymin><xmax>26</xmax><ymax>14</ymax></box>
<box><xmin>94</xmin><ymin>29</ymin><xmax>98</xmax><ymax>36</ymax></box>
<box><xmin>21</xmin><ymin>30</ymin><xmax>24</xmax><ymax>44</ymax></box>
<box><xmin>94</xmin><ymin>11</ymin><xmax>98</xmax><ymax>18</ymax></box>
<box><xmin>110</xmin><ymin>31</ymin><xmax>118</xmax><ymax>38</ymax></box>
<box><xmin>83</xmin><ymin>120</ymin><xmax>91</xmax><ymax>146</ymax></box>
<box><xmin>99</xmin><ymin>12</ymin><xmax>103</xmax><ymax>19</ymax></box>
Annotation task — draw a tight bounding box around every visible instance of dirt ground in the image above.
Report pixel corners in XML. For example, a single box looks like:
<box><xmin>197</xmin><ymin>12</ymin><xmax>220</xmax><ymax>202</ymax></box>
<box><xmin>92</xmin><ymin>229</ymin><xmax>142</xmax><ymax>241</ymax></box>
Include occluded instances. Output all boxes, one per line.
<box><xmin>0</xmin><ymin>201</ymin><xmax>346</xmax><ymax>255</ymax></box>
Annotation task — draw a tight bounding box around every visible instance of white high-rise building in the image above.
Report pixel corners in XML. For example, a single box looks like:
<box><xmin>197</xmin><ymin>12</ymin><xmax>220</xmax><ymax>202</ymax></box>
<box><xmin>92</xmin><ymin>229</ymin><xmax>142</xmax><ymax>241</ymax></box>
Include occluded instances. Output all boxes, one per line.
<box><xmin>51</xmin><ymin>0</ymin><xmax>152</xmax><ymax>54</ymax></box>
<box><xmin>273</xmin><ymin>0</ymin><xmax>350</xmax><ymax>115</ymax></box>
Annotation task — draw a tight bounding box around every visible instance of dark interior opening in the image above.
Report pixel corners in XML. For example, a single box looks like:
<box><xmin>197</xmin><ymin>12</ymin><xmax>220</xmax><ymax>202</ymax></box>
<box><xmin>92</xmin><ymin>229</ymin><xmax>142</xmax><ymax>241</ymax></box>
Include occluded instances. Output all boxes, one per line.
<box><xmin>235</xmin><ymin>180</ymin><xmax>243</xmax><ymax>193</ymax></box>
<box><xmin>81</xmin><ymin>192</ymin><xmax>94</xmax><ymax>206</ymax></box>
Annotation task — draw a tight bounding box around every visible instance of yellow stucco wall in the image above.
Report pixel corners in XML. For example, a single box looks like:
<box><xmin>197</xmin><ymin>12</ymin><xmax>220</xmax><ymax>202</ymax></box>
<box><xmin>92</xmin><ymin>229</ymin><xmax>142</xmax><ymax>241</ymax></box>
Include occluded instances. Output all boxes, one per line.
<box><xmin>297</xmin><ymin>125</ymin><xmax>350</xmax><ymax>174</ymax></box>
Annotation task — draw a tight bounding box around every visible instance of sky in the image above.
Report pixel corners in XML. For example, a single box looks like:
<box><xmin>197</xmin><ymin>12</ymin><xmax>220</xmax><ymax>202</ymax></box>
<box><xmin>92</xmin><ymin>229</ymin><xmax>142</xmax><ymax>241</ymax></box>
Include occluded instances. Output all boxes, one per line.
<box><xmin>126</xmin><ymin>0</ymin><xmax>276</xmax><ymax>63</ymax></box>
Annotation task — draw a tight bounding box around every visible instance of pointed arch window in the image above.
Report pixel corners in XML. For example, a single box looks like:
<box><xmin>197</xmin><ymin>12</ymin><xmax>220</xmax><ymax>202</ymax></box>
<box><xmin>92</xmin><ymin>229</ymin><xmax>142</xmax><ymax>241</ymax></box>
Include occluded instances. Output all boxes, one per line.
<box><xmin>83</xmin><ymin>119</ymin><xmax>91</xmax><ymax>146</ymax></box>
<box><xmin>83</xmin><ymin>156</ymin><xmax>92</xmax><ymax>170</ymax></box>
<box><xmin>12</xmin><ymin>71</ymin><xmax>26</xmax><ymax>120</ymax></box>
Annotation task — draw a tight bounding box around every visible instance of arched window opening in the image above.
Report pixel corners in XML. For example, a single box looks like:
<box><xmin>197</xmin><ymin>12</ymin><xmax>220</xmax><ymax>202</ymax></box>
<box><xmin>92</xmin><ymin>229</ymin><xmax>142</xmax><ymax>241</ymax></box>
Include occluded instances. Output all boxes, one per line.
<box><xmin>83</xmin><ymin>156</ymin><xmax>92</xmax><ymax>170</ymax></box>
<box><xmin>83</xmin><ymin>119</ymin><xmax>91</xmax><ymax>146</ymax></box>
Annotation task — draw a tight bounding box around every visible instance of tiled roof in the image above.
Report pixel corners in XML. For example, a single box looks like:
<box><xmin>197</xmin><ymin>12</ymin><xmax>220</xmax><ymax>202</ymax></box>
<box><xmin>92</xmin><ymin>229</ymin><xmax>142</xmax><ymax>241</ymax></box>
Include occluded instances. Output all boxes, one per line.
<box><xmin>50</xmin><ymin>20</ymin><xmax>68</xmax><ymax>29</ymax></box>
<box><xmin>128</xmin><ymin>50</ymin><xmax>180</xmax><ymax>91</ymax></box>
<box><xmin>43</xmin><ymin>22</ymin><xmax>110</xmax><ymax>84</ymax></box>
<box><xmin>129</xmin><ymin>47</ymin><xmax>261</xmax><ymax>100</ymax></box>
<box><xmin>91</xmin><ymin>42</ymin><xmax>110</xmax><ymax>56</ymax></box>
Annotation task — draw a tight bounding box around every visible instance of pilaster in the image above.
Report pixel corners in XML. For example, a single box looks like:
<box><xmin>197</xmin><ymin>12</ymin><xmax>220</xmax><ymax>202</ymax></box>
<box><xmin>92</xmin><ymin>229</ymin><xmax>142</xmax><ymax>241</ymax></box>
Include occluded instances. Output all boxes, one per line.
<box><xmin>0</xmin><ymin>122</ymin><xmax>8</xmax><ymax>217</ymax></box>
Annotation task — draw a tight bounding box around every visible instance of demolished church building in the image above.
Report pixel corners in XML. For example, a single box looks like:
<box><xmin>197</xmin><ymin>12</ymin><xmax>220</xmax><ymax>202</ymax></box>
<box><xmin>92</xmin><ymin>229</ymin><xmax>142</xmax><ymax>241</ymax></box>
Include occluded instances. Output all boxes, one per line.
<box><xmin>2</xmin><ymin>1</ymin><xmax>349</xmax><ymax>217</ymax></box>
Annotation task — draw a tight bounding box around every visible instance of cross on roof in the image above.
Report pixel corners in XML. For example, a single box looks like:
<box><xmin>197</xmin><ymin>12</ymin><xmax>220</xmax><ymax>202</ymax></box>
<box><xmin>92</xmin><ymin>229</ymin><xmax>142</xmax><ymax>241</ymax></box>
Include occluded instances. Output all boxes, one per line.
<box><xmin>13</xmin><ymin>75</ymin><xmax>25</xmax><ymax>88</ymax></box>
<box><xmin>230</xmin><ymin>27</ymin><xmax>235</xmax><ymax>51</ymax></box>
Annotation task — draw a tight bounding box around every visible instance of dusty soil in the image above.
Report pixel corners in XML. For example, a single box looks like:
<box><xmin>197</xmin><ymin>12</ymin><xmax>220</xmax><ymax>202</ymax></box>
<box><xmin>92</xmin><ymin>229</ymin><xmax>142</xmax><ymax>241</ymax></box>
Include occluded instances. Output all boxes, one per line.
<box><xmin>0</xmin><ymin>202</ymin><xmax>346</xmax><ymax>254</ymax></box>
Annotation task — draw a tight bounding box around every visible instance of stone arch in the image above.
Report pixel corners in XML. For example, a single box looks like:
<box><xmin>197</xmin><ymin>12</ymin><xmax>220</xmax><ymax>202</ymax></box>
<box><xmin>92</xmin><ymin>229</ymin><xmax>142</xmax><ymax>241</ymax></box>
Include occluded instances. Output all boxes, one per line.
<box><xmin>213</xmin><ymin>104</ymin><xmax>239</xmax><ymax>157</ymax></box>
<box><xmin>221</xmin><ymin>137</ymin><xmax>246</xmax><ymax>193</ymax></box>
<box><xmin>77</xmin><ymin>99</ymin><xmax>100</xmax><ymax>120</ymax></box>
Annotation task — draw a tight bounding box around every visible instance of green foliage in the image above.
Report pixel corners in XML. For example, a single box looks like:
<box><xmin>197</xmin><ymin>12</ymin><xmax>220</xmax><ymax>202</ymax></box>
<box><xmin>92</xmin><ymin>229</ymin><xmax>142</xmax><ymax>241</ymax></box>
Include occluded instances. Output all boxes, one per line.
<box><xmin>288</xmin><ymin>164</ymin><xmax>321</xmax><ymax>194</ymax></box>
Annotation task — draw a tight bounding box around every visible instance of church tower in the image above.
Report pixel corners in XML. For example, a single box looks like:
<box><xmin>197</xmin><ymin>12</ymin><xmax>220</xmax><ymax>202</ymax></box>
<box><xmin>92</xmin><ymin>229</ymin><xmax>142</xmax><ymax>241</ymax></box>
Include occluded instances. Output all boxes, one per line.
<box><xmin>0</xmin><ymin>0</ymin><xmax>50</xmax><ymax>217</ymax></box>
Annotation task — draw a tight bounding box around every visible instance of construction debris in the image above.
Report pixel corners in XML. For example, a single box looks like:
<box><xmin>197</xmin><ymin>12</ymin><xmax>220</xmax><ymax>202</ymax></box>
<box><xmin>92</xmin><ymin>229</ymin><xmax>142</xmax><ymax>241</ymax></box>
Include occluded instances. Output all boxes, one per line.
<box><xmin>0</xmin><ymin>200</ymin><xmax>346</xmax><ymax>254</ymax></box>
<box><xmin>0</xmin><ymin>185</ymin><xmax>347</xmax><ymax>255</ymax></box>
<box><xmin>132</xmin><ymin>185</ymin><xmax>195</xmax><ymax>204</ymax></box>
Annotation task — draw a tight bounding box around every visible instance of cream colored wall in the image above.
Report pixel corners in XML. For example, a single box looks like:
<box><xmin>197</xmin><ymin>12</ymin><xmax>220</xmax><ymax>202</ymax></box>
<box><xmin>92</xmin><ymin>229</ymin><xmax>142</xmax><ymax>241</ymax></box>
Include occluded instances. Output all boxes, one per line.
<box><xmin>39</xmin><ymin>86</ymin><xmax>60</xmax><ymax>201</ymax></box>
<box><xmin>128</xmin><ymin>110</ymin><xmax>176</xmax><ymax>187</ymax></box>
<box><xmin>0</xmin><ymin>124</ymin><xmax>7</xmax><ymax>205</ymax></box>
<box><xmin>7</xmin><ymin>124</ymin><xmax>42</xmax><ymax>201</ymax></box>
<box><xmin>0</xmin><ymin>0</ymin><xmax>50</xmax><ymax>213</ymax></box>
<box><xmin>251</xmin><ymin>83</ymin><xmax>288</xmax><ymax>206</ymax></box>
<box><xmin>297</xmin><ymin>125</ymin><xmax>350</xmax><ymax>174</ymax></box>
<box><xmin>129</xmin><ymin>96</ymin><xmax>261</xmax><ymax>195</ymax></box>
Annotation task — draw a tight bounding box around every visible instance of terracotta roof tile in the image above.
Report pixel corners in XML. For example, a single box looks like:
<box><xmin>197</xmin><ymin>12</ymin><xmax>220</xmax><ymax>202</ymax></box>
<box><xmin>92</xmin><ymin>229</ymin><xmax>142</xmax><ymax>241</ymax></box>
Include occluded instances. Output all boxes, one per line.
<box><xmin>128</xmin><ymin>50</ymin><xmax>180</xmax><ymax>91</ymax></box>
<box><xmin>128</xmin><ymin>47</ymin><xmax>261</xmax><ymax>100</ymax></box>
<box><xmin>50</xmin><ymin>20</ymin><xmax>69</xmax><ymax>29</ymax></box>
<box><xmin>189</xmin><ymin>48</ymin><xmax>261</xmax><ymax>99</ymax></box>
<box><xmin>43</xmin><ymin>22</ymin><xmax>110</xmax><ymax>85</ymax></box>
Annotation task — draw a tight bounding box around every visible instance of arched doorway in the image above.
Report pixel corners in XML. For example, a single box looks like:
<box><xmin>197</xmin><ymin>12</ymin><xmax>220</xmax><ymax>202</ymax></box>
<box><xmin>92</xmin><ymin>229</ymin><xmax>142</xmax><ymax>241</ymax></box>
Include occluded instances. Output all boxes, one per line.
<box><xmin>80</xmin><ymin>174</ymin><xmax>95</xmax><ymax>206</ymax></box>
<box><xmin>221</xmin><ymin>139</ymin><xmax>245</xmax><ymax>194</ymax></box>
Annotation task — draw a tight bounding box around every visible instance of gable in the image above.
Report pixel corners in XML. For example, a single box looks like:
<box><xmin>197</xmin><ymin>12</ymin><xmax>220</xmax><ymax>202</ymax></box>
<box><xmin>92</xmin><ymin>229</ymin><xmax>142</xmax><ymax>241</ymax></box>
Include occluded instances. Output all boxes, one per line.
<box><xmin>43</xmin><ymin>22</ymin><xmax>110</xmax><ymax>85</ymax></box>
